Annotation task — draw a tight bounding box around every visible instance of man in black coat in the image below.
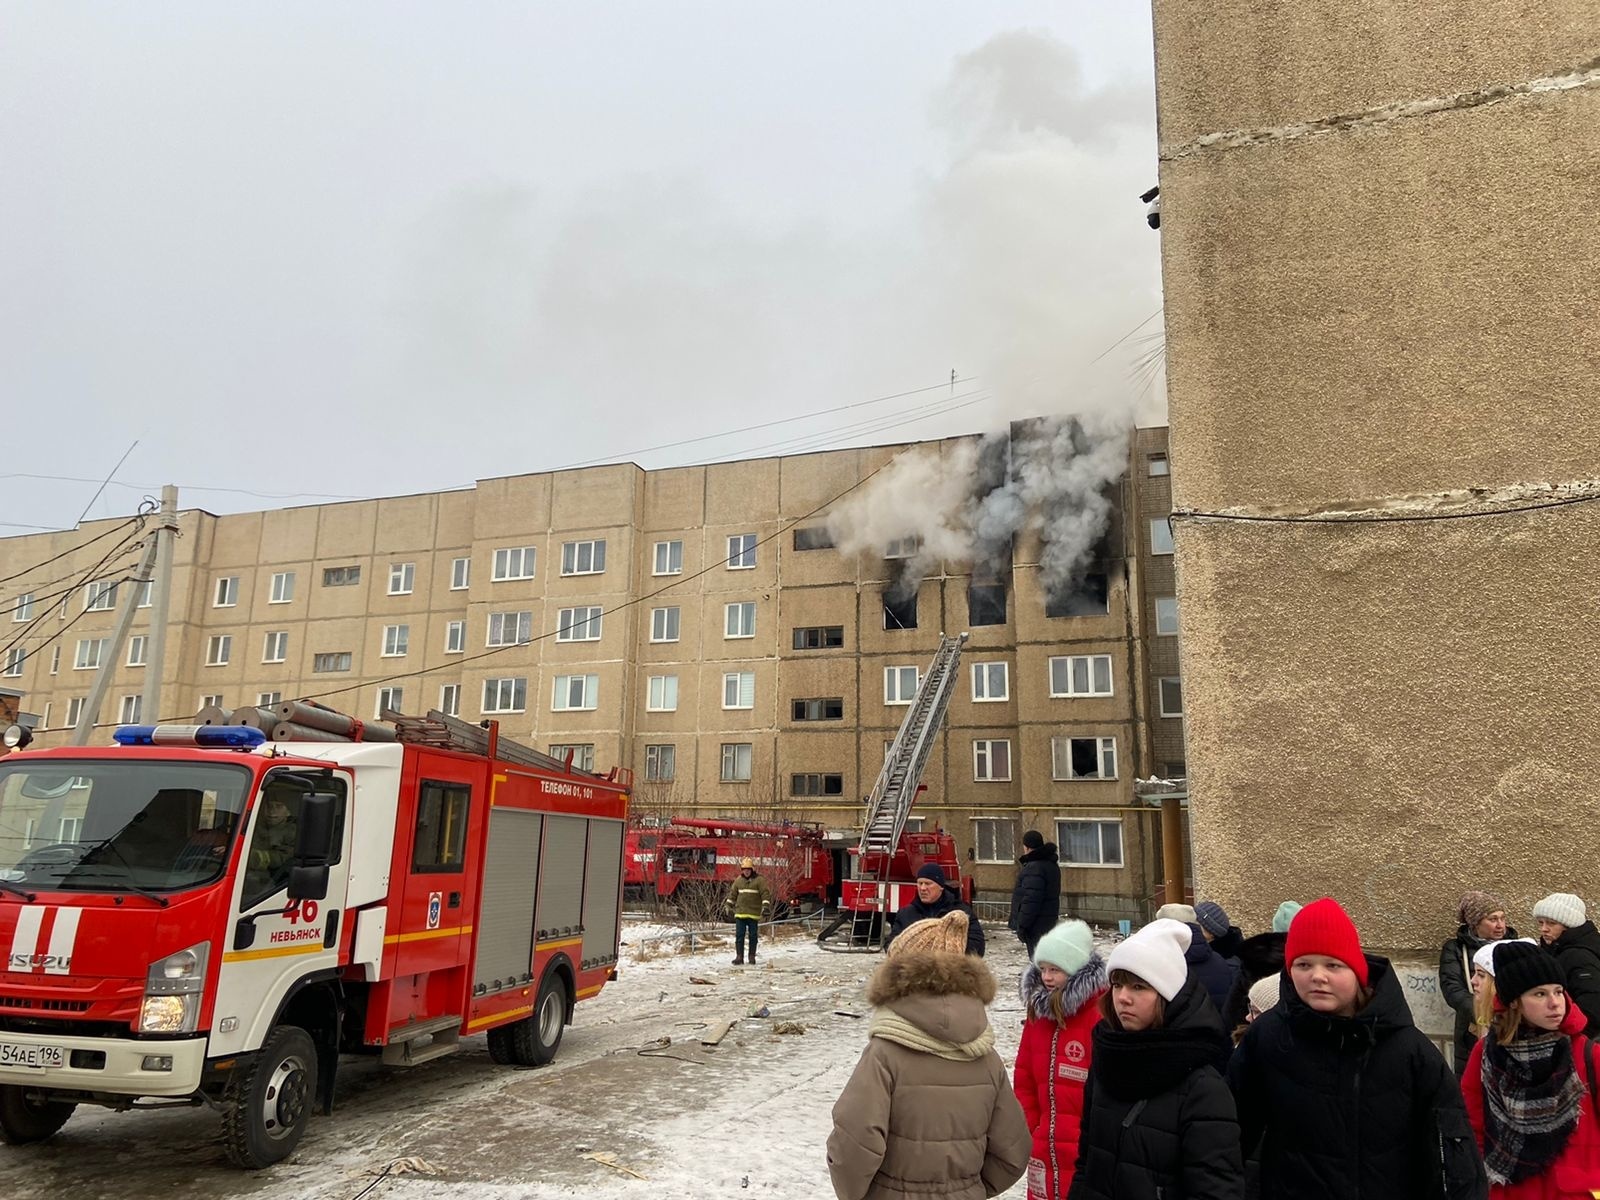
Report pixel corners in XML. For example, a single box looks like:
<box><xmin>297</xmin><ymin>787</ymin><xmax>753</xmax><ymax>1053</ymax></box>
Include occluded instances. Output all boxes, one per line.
<box><xmin>1008</xmin><ymin>829</ymin><xmax>1061</xmax><ymax>956</ymax></box>
<box><xmin>885</xmin><ymin>863</ymin><xmax>986</xmax><ymax>956</ymax></box>
<box><xmin>1533</xmin><ymin>892</ymin><xmax>1600</xmax><ymax>1033</ymax></box>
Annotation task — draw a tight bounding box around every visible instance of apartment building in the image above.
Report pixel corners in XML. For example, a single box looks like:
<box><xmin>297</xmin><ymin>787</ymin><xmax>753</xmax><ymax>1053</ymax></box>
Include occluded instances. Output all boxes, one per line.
<box><xmin>1</xmin><ymin>424</ymin><xmax>1182</xmax><ymax>918</ymax></box>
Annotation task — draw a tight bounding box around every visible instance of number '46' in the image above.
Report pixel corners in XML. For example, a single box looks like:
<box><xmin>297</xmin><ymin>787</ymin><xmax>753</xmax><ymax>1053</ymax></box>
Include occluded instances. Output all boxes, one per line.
<box><xmin>285</xmin><ymin>899</ymin><xmax>319</xmax><ymax>924</ymax></box>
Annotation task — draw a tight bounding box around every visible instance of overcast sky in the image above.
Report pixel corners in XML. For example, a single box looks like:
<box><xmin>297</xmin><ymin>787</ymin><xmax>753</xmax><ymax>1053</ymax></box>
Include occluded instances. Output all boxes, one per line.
<box><xmin>2</xmin><ymin>3</ymin><xmax>1161</xmax><ymax>532</ymax></box>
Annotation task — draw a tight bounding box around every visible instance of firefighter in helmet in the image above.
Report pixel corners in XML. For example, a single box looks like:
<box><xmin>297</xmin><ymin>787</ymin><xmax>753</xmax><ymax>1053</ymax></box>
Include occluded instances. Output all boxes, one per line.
<box><xmin>722</xmin><ymin>857</ymin><xmax>773</xmax><ymax>965</ymax></box>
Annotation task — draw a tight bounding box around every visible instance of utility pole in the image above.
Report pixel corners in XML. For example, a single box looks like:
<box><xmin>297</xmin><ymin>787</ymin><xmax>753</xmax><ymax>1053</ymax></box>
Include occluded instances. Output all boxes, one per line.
<box><xmin>69</xmin><ymin>489</ymin><xmax>176</xmax><ymax>745</ymax></box>
<box><xmin>140</xmin><ymin>486</ymin><xmax>179</xmax><ymax>727</ymax></box>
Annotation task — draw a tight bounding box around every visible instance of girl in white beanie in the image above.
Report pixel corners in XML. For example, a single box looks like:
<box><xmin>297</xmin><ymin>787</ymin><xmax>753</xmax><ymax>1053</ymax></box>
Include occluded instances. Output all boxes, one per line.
<box><xmin>1014</xmin><ymin>920</ymin><xmax>1105</xmax><ymax>1200</ymax></box>
<box><xmin>1066</xmin><ymin>919</ymin><xmax>1243</xmax><ymax>1199</ymax></box>
<box><xmin>1533</xmin><ymin>893</ymin><xmax>1600</xmax><ymax>1035</ymax></box>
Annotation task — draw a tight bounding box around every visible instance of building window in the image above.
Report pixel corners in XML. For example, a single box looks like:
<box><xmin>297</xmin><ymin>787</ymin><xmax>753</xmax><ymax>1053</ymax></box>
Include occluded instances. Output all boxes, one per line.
<box><xmin>727</xmin><ymin>534</ymin><xmax>757</xmax><ymax>569</ymax></box>
<box><xmin>381</xmin><ymin>624</ymin><xmax>409</xmax><ymax>657</ymax></box>
<box><xmin>1155</xmin><ymin>596</ymin><xmax>1180</xmax><ymax>636</ymax></box>
<box><xmin>972</xmin><ymin>818</ymin><xmax>1018</xmax><ymax>864</ymax></box>
<box><xmin>450</xmin><ymin>557</ymin><xmax>470</xmax><ymax>590</ymax></box>
<box><xmin>792</xmin><ymin>697</ymin><xmax>844</xmax><ymax>721</ymax></box>
<box><xmin>487</xmin><ymin>611</ymin><xmax>532</xmax><ymax>647</ymax></box>
<box><xmin>973</xmin><ymin>739</ymin><xmax>1012</xmax><ymax>782</ymax></box>
<box><xmin>115</xmin><ymin>694</ymin><xmax>141</xmax><ymax>724</ymax></box>
<box><xmin>1147</xmin><ymin>452</ymin><xmax>1170</xmax><ymax>477</ymax></box>
<box><xmin>126</xmin><ymin>635</ymin><xmax>147</xmax><ymax>667</ymax></box>
<box><xmin>13</xmin><ymin>593</ymin><xmax>33</xmax><ymax>622</ymax></box>
<box><xmin>650</xmin><ymin>606</ymin><xmax>681</xmax><ymax>643</ymax></box>
<box><xmin>968</xmin><ymin>584</ymin><xmax>1007</xmax><ymax>627</ymax></box>
<box><xmin>1051</xmin><ymin>736</ymin><xmax>1118</xmax><ymax>781</ymax></box>
<box><xmin>388</xmin><ymin>562</ymin><xmax>415</xmax><ymax>595</ymax></box>
<box><xmin>653</xmin><ymin>540</ymin><xmax>684</xmax><ymax>576</ymax></box>
<box><xmin>258</xmin><ymin>691</ymin><xmax>282</xmax><ymax>707</ymax></box>
<box><xmin>263</xmin><ymin>631</ymin><xmax>288</xmax><ymax>663</ymax></box>
<box><xmin>1057</xmin><ymin>819</ymin><xmax>1124</xmax><ymax>868</ymax></box>
<box><xmin>206</xmin><ymin>635</ymin><xmax>232</xmax><ymax>666</ymax></box>
<box><xmin>883</xmin><ymin>591</ymin><xmax>917</xmax><ymax>630</ymax></box>
<box><xmin>645</xmin><ymin>744</ymin><xmax>676</xmax><ymax>782</ymax></box>
<box><xmin>884</xmin><ymin>666</ymin><xmax>919</xmax><ymax>705</ymax></box>
<box><xmin>646</xmin><ymin>675</ymin><xmax>679</xmax><ymax>712</ymax></box>
<box><xmin>1159</xmin><ymin>677</ymin><xmax>1184</xmax><ymax>718</ymax></box>
<box><xmin>556</xmin><ymin>606</ymin><xmax>603</xmax><ymax>642</ymax></box>
<box><xmin>793</xmin><ymin>625</ymin><xmax>844</xmax><ymax>650</ymax></box>
<box><xmin>561</xmin><ymin>539</ymin><xmax>607</xmax><ymax>576</ymax></box>
<box><xmin>883</xmin><ymin>536</ymin><xmax>921</xmax><ymax>560</ymax></box>
<box><xmin>1164</xmin><ymin>760</ymin><xmax>1187</xmax><ymax>779</ymax></box>
<box><xmin>85</xmin><ymin>581</ymin><xmax>117</xmax><ymax>612</ymax></box>
<box><xmin>445</xmin><ymin>620</ymin><xmax>466</xmax><ymax>653</ymax></box>
<box><xmin>792</xmin><ymin>527</ymin><xmax>834</xmax><ymax>551</ymax></box>
<box><xmin>492</xmin><ymin>546</ymin><xmax>537</xmax><ymax>581</ymax></box>
<box><xmin>74</xmin><ymin>637</ymin><xmax>107</xmax><ymax>671</ymax></box>
<box><xmin>439</xmin><ymin>683</ymin><xmax>460</xmax><ymax>717</ymax></box>
<box><xmin>270</xmin><ymin>571</ymin><xmax>295</xmax><ymax>603</ymax></box>
<box><xmin>50</xmin><ymin>646</ymin><xmax>60</xmax><ymax>674</ymax></box>
<box><xmin>552</xmin><ymin>674</ymin><xmax>599</xmax><ymax>711</ymax></box>
<box><xmin>725</xmin><ymin>601</ymin><xmax>755</xmax><ymax>639</ymax></box>
<box><xmin>1046</xmin><ymin>573</ymin><xmax>1110</xmax><ymax>617</ymax></box>
<box><xmin>720</xmin><ymin>743</ymin><xmax>753</xmax><ymax>782</ymax></box>
<box><xmin>902</xmin><ymin>816</ymin><xmax>926</xmax><ymax>833</ymax></box>
<box><xmin>313</xmin><ymin>651</ymin><xmax>353</xmax><ymax>673</ymax></box>
<box><xmin>135</xmin><ymin>581</ymin><xmax>152</xmax><ymax>608</ymax></box>
<box><xmin>377</xmin><ymin>686</ymin><xmax>404</xmax><ymax>716</ymax></box>
<box><xmin>791</xmin><ymin>773</ymin><xmax>844</xmax><ymax>796</ymax></box>
<box><xmin>722</xmin><ymin>671</ymin><xmax>755</xmax><ymax>710</ymax></box>
<box><xmin>65</xmin><ymin>697</ymin><xmax>85</xmax><ymax>728</ymax></box>
<box><xmin>214</xmin><ymin>576</ymin><xmax>239</xmax><ymax>607</ymax></box>
<box><xmin>549</xmin><ymin>743</ymin><xmax>595</xmax><ymax>771</ymax></box>
<box><xmin>2</xmin><ymin>648</ymin><xmax>23</xmax><ymax>677</ymax></box>
<box><xmin>322</xmin><ymin>565</ymin><xmax>361</xmax><ymax>587</ymax></box>
<box><xmin>971</xmin><ymin>662</ymin><xmax>1009</xmax><ymax>702</ymax></box>
<box><xmin>1150</xmin><ymin>518</ymin><xmax>1175</xmax><ymax>556</ymax></box>
<box><xmin>483</xmin><ymin>677</ymin><xmax>527</xmax><ymax>713</ymax></box>
<box><xmin>1049</xmin><ymin>654</ymin><xmax>1113</xmax><ymax>698</ymax></box>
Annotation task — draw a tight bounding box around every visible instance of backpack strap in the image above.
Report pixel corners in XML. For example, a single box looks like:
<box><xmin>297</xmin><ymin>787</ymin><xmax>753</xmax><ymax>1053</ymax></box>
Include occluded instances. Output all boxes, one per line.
<box><xmin>1586</xmin><ymin>1036</ymin><xmax>1599</xmax><ymax>1117</ymax></box>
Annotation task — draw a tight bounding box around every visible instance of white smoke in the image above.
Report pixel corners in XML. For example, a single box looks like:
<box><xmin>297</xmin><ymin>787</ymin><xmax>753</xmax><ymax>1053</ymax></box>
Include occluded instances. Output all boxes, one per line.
<box><xmin>825</xmin><ymin>440</ymin><xmax>979</xmax><ymax>592</ymax></box>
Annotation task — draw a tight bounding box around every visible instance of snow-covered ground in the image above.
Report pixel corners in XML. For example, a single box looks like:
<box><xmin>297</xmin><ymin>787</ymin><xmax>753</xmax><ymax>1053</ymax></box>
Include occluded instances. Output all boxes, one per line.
<box><xmin>0</xmin><ymin>918</ymin><xmax>1059</xmax><ymax>1199</ymax></box>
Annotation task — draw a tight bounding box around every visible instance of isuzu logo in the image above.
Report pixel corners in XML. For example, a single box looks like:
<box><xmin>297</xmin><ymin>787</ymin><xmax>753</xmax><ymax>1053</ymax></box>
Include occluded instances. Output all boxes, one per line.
<box><xmin>8</xmin><ymin>952</ymin><xmax>71</xmax><ymax>973</ymax></box>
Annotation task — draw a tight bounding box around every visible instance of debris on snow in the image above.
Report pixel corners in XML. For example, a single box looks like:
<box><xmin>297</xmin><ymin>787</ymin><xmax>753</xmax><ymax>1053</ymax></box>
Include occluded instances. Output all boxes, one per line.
<box><xmin>581</xmin><ymin>1151</ymin><xmax>649</xmax><ymax>1180</ymax></box>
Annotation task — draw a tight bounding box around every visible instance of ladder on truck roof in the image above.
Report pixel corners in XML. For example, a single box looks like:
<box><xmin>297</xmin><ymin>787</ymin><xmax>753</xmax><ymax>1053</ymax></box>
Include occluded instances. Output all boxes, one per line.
<box><xmin>819</xmin><ymin>631</ymin><xmax>968</xmax><ymax>952</ymax></box>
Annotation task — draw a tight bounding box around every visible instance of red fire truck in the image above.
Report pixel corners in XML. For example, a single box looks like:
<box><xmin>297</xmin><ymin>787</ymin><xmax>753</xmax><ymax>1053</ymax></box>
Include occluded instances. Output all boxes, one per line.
<box><xmin>624</xmin><ymin>817</ymin><xmax>836</xmax><ymax>912</ymax></box>
<box><xmin>0</xmin><ymin>715</ymin><xmax>628</xmax><ymax>1167</ymax></box>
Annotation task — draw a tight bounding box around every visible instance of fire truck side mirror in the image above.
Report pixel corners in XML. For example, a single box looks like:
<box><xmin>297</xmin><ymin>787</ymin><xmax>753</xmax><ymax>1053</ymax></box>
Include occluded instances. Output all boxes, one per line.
<box><xmin>287</xmin><ymin>793</ymin><xmax>338</xmax><ymax>901</ymax></box>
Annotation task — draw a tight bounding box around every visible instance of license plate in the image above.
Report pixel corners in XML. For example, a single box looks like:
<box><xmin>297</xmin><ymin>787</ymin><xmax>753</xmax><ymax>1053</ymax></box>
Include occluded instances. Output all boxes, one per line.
<box><xmin>0</xmin><ymin>1042</ymin><xmax>64</xmax><ymax>1070</ymax></box>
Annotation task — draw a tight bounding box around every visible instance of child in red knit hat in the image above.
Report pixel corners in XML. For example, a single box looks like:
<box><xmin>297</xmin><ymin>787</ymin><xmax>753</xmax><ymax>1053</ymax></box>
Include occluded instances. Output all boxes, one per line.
<box><xmin>1228</xmin><ymin>897</ymin><xmax>1488</xmax><ymax>1199</ymax></box>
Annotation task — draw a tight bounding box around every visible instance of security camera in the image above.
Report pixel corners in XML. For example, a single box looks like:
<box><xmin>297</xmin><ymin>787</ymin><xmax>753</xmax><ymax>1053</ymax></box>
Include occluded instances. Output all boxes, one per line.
<box><xmin>1140</xmin><ymin>185</ymin><xmax>1160</xmax><ymax>230</ymax></box>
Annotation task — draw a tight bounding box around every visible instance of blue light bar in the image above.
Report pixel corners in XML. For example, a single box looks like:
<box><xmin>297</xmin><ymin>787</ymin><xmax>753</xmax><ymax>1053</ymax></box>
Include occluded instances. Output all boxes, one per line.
<box><xmin>113</xmin><ymin>724</ymin><xmax>268</xmax><ymax>748</ymax></box>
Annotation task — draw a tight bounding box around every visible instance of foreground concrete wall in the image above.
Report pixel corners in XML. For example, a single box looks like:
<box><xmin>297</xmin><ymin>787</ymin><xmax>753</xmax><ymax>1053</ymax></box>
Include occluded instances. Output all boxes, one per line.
<box><xmin>1152</xmin><ymin>3</ymin><xmax>1600</xmax><ymax>947</ymax></box>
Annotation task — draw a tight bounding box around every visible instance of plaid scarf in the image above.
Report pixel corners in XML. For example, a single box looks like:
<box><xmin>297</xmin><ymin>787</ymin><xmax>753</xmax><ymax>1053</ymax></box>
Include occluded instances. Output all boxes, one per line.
<box><xmin>1480</xmin><ymin>1030</ymin><xmax>1584</xmax><ymax>1185</ymax></box>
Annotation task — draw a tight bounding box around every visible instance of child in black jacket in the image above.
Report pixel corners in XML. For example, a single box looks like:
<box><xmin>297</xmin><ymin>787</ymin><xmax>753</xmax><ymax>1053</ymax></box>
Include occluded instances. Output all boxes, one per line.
<box><xmin>1068</xmin><ymin>918</ymin><xmax>1244</xmax><ymax>1200</ymax></box>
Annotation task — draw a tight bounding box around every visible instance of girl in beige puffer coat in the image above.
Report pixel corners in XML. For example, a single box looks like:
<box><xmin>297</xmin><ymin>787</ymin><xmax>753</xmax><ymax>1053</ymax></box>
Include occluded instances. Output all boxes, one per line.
<box><xmin>827</xmin><ymin>909</ymin><xmax>1031</xmax><ymax>1200</ymax></box>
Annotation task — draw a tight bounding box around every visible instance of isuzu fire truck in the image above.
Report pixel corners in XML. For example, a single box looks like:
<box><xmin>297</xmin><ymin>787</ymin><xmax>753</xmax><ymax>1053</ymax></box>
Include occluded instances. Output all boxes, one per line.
<box><xmin>0</xmin><ymin>719</ymin><xmax>629</xmax><ymax>1167</ymax></box>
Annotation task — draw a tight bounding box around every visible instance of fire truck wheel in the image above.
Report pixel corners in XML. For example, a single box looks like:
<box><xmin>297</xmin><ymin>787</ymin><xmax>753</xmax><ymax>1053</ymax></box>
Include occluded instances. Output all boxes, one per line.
<box><xmin>221</xmin><ymin>1025</ymin><xmax>317</xmax><ymax>1169</ymax></box>
<box><xmin>0</xmin><ymin>1085</ymin><xmax>75</xmax><ymax>1144</ymax></box>
<box><xmin>486</xmin><ymin>971</ymin><xmax>567</xmax><ymax>1067</ymax></box>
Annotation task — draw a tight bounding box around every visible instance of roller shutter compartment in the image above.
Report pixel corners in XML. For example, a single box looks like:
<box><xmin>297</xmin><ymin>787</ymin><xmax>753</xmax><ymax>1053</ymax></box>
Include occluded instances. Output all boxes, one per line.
<box><xmin>474</xmin><ymin>809</ymin><xmax>542</xmax><ymax>992</ymax></box>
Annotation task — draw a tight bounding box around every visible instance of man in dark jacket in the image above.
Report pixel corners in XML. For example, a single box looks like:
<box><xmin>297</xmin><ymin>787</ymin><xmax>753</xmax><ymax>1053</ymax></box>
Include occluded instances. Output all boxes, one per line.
<box><xmin>1437</xmin><ymin>890</ymin><xmax>1513</xmax><ymax>1075</ymax></box>
<box><xmin>1220</xmin><ymin>901</ymin><xmax>1300</xmax><ymax>1031</ymax></box>
<box><xmin>1195</xmin><ymin>900</ymin><xmax>1245</xmax><ymax>964</ymax></box>
<box><xmin>886</xmin><ymin>864</ymin><xmax>985</xmax><ymax>956</ymax></box>
<box><xmin>1229</xmin><ymin>900</ymin><xmax>1488</xmax><ymax>1200</ymax></box>
<box><xmin>1184</xmin><ymin>922</ymin><xmax>1240</xmax><ymax>1015</ymax></box>
<box><xmin>1533</xmin><ymin>892</ymin><xmax>1600</xmax><ymax>1033</ymax></box>
<box><xmin>1008</xmin><ymin>830</ymin><xmax>1061</xmax><ymax>955</ymax></box>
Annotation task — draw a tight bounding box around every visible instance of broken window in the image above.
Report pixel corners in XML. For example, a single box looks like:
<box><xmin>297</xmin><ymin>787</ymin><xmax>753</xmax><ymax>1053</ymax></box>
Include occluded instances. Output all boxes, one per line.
<box><xmin>1051</xmin><ymin>736</ymin><xmax>1118</xmax><ymax>781</ymax></box>
<box><xmin>792</xmin><ymin>527</ymin><xmax>834</xmax><ymax>551</ymax></box>
<box><xmin>1046</xmin><ymin>573</ymin><xmax>1110</xmax><ymax>617</ymax></box>
<box><xmin>792</xmin><ymin>626</ymin><xmax>845</xmax><ymax>650</ymax></box>
<box><xmin>791</xmin><ymin>773</ymin><xmax>844</xmax><ymax>797</ymax></box>
<box><xmin>968</xmin><ymin>584</ymin><xmax>1007</xmax><ymax>627</ymax></box>
<box><xmin>791</xmin><ymin>697</ymin><xmax>844</xmax><ymax>721</ymax></box>
<box><xmin>883</xmin><ymin>590</ymin><xmax>918</xmax><ymax>631</ymax></box>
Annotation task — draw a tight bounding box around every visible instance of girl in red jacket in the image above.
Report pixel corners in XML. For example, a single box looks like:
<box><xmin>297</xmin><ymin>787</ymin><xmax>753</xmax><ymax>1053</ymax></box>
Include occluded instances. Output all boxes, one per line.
<box><xmin>1462</xmin><ymin>940</ymin><xmax>1600</xmax><ymax>1197</ymax></box>
<box><xmin>1014</xmin><ymin>919</ymin><xmax>1105</xmax><ymax>1199</ymax></box>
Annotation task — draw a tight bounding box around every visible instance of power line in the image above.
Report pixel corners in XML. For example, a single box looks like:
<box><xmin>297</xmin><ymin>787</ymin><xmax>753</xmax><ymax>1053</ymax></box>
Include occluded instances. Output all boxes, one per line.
<box><xmin>0</xmin><ymin>474</ymin><xmax>365</xmax><ymax>503</ymax></box>
<box><xmin>284</xmin><ymin>458</ymin><xmax>896</xmax><ymax>710</ymax></box>
<box><xmin>0</xmin><ymin>516</ymin><xmax>144</xmax><ymax>589</ymax></box>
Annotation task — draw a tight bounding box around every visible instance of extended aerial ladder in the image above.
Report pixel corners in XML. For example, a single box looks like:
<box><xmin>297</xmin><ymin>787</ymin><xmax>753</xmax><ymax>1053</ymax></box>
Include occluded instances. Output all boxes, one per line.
<box><xmin>818</xmin><ymin>632</ymin><xmax>969</xmax><ymax>951</ymax></box>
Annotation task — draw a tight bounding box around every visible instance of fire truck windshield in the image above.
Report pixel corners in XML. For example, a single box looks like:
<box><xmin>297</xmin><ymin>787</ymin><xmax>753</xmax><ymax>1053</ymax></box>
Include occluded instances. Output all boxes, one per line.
<box><xmin>0</xmin><ymin>759</ymin><xmax>252</xmax><ymax>895</ymax></box>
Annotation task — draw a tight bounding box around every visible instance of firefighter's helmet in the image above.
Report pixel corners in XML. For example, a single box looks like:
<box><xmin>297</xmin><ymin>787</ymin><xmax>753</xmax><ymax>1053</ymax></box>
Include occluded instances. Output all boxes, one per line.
<box><xmin>740</xmin><ymin>857</ymin><xmax>755</xmax><ymax>869</ymax></box>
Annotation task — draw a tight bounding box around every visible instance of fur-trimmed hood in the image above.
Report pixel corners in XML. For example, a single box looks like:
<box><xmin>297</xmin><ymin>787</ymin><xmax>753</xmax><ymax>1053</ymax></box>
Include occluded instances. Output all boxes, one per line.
<box><xmin>868</xmin><ymin>948</ymin><xmax>998</xmax><ymax>1048</ymax></box>
<box><xmin>1020</xmin><ymin>955</ymin><xmax>1107</xmax><ymax>1022</ymax></box>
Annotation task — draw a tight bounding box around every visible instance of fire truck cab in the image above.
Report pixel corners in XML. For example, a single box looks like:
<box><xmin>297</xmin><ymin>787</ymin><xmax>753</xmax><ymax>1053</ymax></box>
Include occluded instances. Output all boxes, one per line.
<box><xmin>0</xmin><ymin>722</ymin><xmax>627</xmax><ymax>1167</ymax></box>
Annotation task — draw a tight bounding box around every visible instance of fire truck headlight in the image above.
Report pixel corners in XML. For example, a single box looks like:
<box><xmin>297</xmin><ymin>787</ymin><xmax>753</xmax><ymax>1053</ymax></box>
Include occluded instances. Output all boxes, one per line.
<box><xmin>138</xmin><ymin>942</ymin><xmax>210</xmax><ymax>1033</ymax></box>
